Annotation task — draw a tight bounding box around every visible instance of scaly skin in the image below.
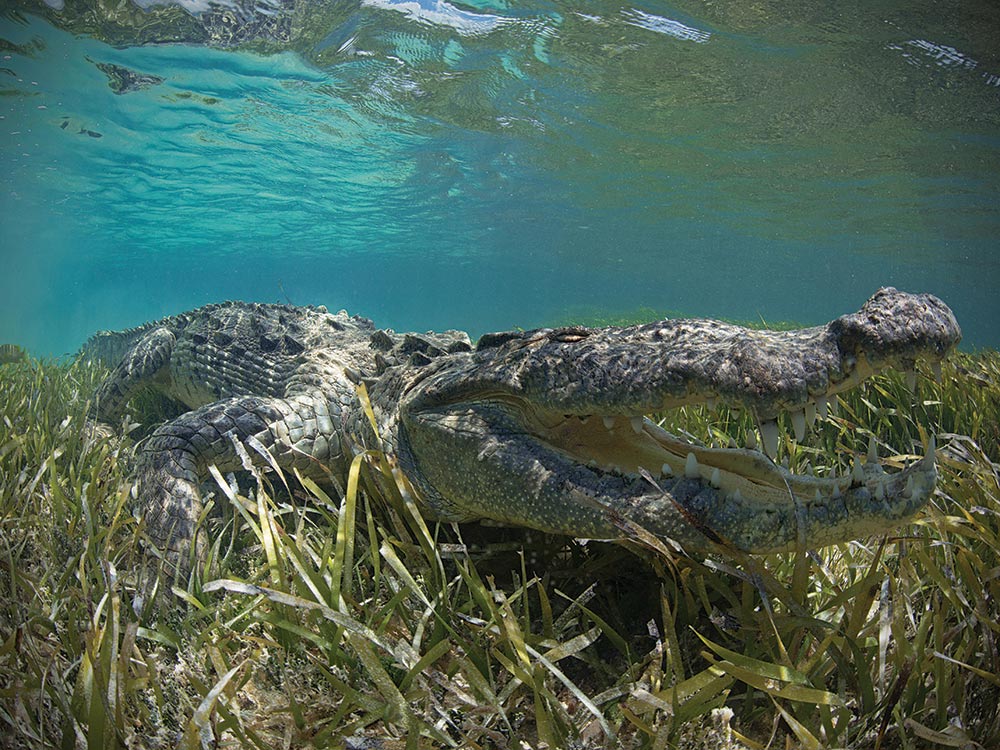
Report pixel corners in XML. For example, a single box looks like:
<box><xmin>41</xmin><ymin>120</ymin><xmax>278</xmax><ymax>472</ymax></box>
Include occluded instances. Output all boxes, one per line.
<box><xmin>80</xmin><ymin>288</ymin><xmax>960</xmax><ymax>561</ymax></box>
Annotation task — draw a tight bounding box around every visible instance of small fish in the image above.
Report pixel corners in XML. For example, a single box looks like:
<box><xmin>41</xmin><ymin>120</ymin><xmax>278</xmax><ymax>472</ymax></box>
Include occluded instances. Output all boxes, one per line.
<box><xmin>0</xmin><ymin>344</ymin><xmax>27</xmax><ymax>364</ymax></box>
<box><xmin>78</xmin><ymin>128</ymin><xmax>103</xmax><ymax>138</ymax></box>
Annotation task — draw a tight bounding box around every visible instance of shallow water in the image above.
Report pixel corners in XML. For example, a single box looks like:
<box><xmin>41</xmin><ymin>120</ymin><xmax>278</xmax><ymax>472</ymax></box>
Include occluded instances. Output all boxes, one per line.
<box><xmin>1</xmin><ymin>1</ymin><xmax>998</xmax><ymax>355</ymax></box>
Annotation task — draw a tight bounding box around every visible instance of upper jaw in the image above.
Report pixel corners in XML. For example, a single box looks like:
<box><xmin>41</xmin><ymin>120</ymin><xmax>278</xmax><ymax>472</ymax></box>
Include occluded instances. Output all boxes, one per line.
<box><xmin>416</xmin><ymin>288</ymin><xmax>960</xmax><ymax>458</ymax></box>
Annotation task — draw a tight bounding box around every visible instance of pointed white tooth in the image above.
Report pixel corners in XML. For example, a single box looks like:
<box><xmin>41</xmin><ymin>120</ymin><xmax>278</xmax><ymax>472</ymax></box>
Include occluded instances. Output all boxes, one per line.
<box><xmin>759</xmin><ymin>420</ymin><xmax>779</xmax><ymax>458</ymax></box>
<box><xmin>867</xmin><ymin>436</ymin><xmax>878</xmax><ymax>465</ymax></box>
<box><xmin>816</xmin><ymin>396</ymin><xmax>829</xmax><ymax>420</ymax></box>
<box><xmin>814</xmin><ymin>489</ymin><xmax>822</xmax><ymax>502</ymax></box>
<box><xmin>903</xmin><ymin>475</ymin><xmax>914</xmax><ymax>498</ymax></box>
<box><xmin>728</xmin><ymin>436</ymin><xmax>738</xmax><ymax>449</ymax></box>
<box><xmin>875</xmin><ymin>481</ymin><xmax>885</xmax><ymax>500</ymax></box>
<box><xmin>829</xmin><ymin>398</ymin><xmax>840</xmax><ymax>417</ymax></box>
<box><xmin>791</xmin><ymin>410</ymin><xmax>806</xmax><ymax>442</ymax></box>
<box><xmin>905</xmin><ymin>371</ymin><xmax>917</xmax><ymax>392</ymax></box>
<box><xmin>602</xmin><ymin>416</ymin><xmax>615</xmax><ymax>430</ymax></box>
<box><xmin>805</xmin><ymin>402</ymin><xmax>817</xmax><ymax>426</ymax></box>
<box><xmin>745</xmin><ymin>430</ymin><xmax>758</xmax><ymax>450</ymax></box>
<box><xmin>831</xmin><ymin>483</ymin><xmax>841</xmax><ymax>499</ymax></box>
<box><xmin>710</xmin><ymin>468</ymin><xmax>721</xmax><ymax>487</ymax></box>
<box><xmin>852</xmin><ymin>457</ymin><xmax>866</xmax><ymax>484</ymax></box>
<box><xmin>685</xmin><ymin>452</ymin><xmax>699</xmax><ymax>479</ymax></box>
<box><xmin>731</xmin><ymin>489</ymin><xmax>743</xmax><ymax>503</ymax></box>
<box><xmin>630</xmin><ymin>416</ymin><xmax>643</xmax><ymax>434</ymax></box>
<box><xmin>660</xmin><ymin>462</ymin><xmax>673</xmax><ymax>477</ymax></box>
<box><xmin>932</xmin><ymin>361</ymin><xmax>943</xmax><ymax>383</ymax></box>
<box><xmin>706</xmin><ymin>397</ymin><xmax>717</xmax><ymax>410</ymax></box>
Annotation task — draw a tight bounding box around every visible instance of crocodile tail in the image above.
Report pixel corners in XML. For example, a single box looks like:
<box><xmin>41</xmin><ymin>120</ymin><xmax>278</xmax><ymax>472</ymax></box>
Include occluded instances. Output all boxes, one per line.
<box><xmin>78</xmin><ymin>323</ymin><xmax>157</xmax><ymax>366</ymax></box>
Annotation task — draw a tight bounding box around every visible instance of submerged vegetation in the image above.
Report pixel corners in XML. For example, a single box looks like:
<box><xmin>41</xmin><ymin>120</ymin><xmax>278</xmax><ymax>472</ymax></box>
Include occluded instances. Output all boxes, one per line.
<box><xmin>1</xmin><ymin>350</ymin><xmax>998</xmax><ymax>749</ymax></box>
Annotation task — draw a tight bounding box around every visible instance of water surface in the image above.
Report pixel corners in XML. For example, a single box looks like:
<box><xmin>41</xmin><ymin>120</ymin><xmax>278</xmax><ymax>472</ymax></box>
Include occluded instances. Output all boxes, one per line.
<box><xmin>1</xmin><ymin>1</ymin><xmax>997</xmax><ymax>354</ymax></box>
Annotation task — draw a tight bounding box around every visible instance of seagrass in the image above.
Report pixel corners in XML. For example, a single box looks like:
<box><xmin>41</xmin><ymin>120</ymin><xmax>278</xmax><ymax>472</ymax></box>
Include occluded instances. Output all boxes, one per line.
<box><xmin>0</xmin><ymin>350</ymin><xmax>997</xmax><ymax>748</ymax></box>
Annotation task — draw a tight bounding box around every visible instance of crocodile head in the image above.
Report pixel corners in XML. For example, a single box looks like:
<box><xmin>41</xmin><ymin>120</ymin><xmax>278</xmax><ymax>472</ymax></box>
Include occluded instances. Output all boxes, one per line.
<box><xmin>390</xmin><ymin>288</ymin><xmax>961</xmax><ymax>554</ymax></box>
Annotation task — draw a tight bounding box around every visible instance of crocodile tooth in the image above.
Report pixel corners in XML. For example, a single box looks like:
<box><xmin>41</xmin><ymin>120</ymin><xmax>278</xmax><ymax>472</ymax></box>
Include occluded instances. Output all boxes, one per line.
<box><xmin>804</xmin><ymin>402</ymin><xmax>817</xmax><ymax>426</ymax></box>
<box><xmin>905</xmin><ymin>371</ymin><xmax>917</xmax><ymax>392</ymax></box>
<box><xmin>932</xmin><ymin>361</ymin><xmax>943</xmax><ymax>383</ymax></box>
<box><xmin>814</xmin><ymin>489</ymin><xmax>822</xmax><ymax>502</ymax></box>
<box><xmin>758</xmin><ymin>419</ymin><xmax>780</xmax><ymax>458</ymax></box>
<box><xmin>875</xmin><ymin>481</ymin><xmax>885</xmax><ymax>501</ymax></box>
<box><xmin>816</xmin><ymin>396</ymin><xmax>828</xmax><ymax>420</ymax></box>
<box><xmin>829</xmin><ymin>398</ymin><xmax>840</xmax><ymax>417</ymax></box>
<box><xmin>831</xmin><ymin>482</ymin><xmax>841</xmax><ymax>499</ymax></box>
<box><xmin>685</xmin><ymin>452</ymin><xmax>699</xmax><ymax>479</ymax></box>
<box><xmin>903</xmin><ymin>475</ymin><xmax>914</xmax><ymax>498</ymax></box>
<box><xmin>745</xmin><ymin>430</ymin><xmax>758</xmax><ymax>450</ymax></box>
<box><xmin>851</xmin><ymin>457</ymin><xmax>865</xmax><ymax>484</ymax></box>
<box><xmin>732</xmin><ymin>488</ymin><xmax>743</xmax><ymax>502</ymax></box>
<box><xmin>710</xmin><ymin>468</ymin><xmax>721</xmax><ymax>487</ymax></box>
<box><xmin>630</xmin><ymin>416</ymin><xmax>643</xmax><ymax>434</ymax></box>
<box><xmin>867</xmin><ymin>436</ymin><xmax>878</xmax><ymax>465</ymax></box>
<box><xmin>602</xmin><ymin>416</ymin><xmax>615</xmax><ymax>430</ymax></box>
<box><xmin>706</xmin><ymin>397</ymin><xmax>717</xmax><ymax>410</ymax></box>
<box><xmin>791</xmin><ymin>410</ymin><xmax>806</xmax><ymax>442</ymax></box>
<box><xmin>660</xmin><ymin>462</ymin><xmax>673</xmax><ymax>477</ymax></box>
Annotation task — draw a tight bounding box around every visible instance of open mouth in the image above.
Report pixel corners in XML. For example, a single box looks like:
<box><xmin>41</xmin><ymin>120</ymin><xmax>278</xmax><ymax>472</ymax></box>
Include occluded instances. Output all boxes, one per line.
<box><xmin>401</xmin><ymin>288</ymin><xmax>959</xmax><ymax>554</ymax></box>
<box><xmin>524</xmin><ymin>402</ymin><xmax>934</xmax><ymax>516</ymax></box>
<box><xmin>436</xmin><ymin>390</ymin><xmax>939</xmax><ymax>554</ymax></box>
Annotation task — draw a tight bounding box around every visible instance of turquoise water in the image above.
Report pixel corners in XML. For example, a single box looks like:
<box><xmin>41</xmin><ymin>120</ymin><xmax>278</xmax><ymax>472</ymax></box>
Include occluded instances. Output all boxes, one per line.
<box><xmin>1</xmin><ymin>1</ymin><xmax>998</xmax><ymax>356</ymax></box>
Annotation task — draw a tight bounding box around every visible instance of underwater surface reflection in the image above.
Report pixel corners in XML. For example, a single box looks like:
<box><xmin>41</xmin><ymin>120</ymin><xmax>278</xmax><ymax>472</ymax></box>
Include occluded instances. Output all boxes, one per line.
<box><xmin>0</xmin><ymin>0</ymin><xmax>997</xmax><ymax>354</ymax></box>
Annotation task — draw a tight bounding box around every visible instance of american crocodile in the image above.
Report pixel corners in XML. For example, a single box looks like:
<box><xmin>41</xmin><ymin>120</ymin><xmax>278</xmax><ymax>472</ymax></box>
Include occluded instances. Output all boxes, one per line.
<box><xmin>81</xmin><ymin>288</ymin><xmax>960</xmax><ymax>564</ymax></box>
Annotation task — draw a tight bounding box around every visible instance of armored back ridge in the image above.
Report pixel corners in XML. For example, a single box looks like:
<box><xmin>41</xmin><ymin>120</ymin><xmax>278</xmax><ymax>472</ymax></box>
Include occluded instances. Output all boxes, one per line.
<box><xmin>81</xmin><ymin>289</ymin><xmax>960</xmax><ymax>567</ymax></box>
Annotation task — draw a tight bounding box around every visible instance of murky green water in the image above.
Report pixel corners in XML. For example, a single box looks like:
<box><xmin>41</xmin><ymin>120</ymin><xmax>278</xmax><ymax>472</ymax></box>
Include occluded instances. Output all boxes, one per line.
<box><xmin>1</xmin><ymin>1</ymin><xmax>997</xmax><ymax>354</ymax></box>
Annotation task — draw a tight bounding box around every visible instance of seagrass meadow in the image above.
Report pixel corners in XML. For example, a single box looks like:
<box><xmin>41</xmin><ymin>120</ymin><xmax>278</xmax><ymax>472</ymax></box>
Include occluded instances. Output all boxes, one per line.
<box><xmin>0</xmin><ymin>350</ymin><xmax>998</xmax><ymax>749</ymax></box>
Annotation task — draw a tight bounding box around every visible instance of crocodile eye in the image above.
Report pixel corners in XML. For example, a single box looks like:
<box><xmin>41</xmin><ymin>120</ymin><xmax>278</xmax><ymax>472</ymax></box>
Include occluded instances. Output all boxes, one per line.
<box><xmin>553</xmin><ymin>333</ymin><xmax>588</xmax><ymax>343</ymax></box>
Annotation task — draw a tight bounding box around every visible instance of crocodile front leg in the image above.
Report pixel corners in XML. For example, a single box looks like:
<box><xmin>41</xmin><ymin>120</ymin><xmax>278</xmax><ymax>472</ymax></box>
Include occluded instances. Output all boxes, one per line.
<box><xmin>138</xmin><ymin>392</ymin><xmax>348</xmax><ymax>563</ymax></box>
<box><xmin>92</xmin><ymin>326</ymin><xmax>175</xmax><ymax>424</ymax></box>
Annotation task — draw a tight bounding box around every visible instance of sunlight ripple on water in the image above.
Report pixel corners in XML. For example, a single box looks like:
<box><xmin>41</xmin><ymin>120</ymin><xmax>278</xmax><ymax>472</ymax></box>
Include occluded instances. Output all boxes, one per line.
<box><xmin>0</xmin><ymin>0</ymin><xmax>997</xmax><ymax>355</ymax></box>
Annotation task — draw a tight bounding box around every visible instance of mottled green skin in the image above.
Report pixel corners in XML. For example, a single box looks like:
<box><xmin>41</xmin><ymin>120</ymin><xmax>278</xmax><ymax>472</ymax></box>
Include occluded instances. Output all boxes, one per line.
<box><xmin>81</xmin><ymin>288</ymin><xmax>960</xmax><ymax>561</ymax></box>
